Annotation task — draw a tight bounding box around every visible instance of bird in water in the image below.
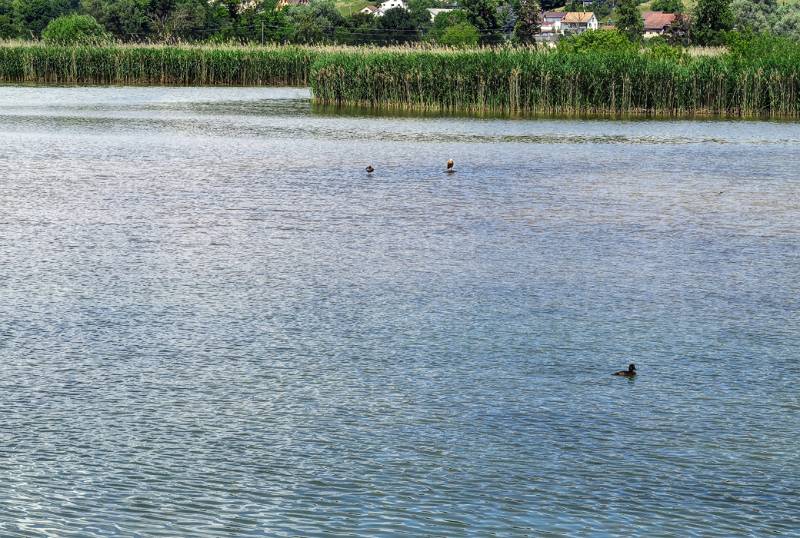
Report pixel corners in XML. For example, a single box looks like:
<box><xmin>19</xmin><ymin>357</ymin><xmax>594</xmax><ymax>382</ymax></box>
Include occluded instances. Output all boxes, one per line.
<box><xmin>366</xmin><ymin>165</ymin><xmax>374</xmax><ymax>174</ymax></box>
<box><xmin>613</xmin><ymin>364</ymin><xmax>637</xmax><ymax>377</ymax></box>
<box><xmin>446</xmin><ymin>159</ymin><xmax>455</xmax><ymax>173</ymax></box>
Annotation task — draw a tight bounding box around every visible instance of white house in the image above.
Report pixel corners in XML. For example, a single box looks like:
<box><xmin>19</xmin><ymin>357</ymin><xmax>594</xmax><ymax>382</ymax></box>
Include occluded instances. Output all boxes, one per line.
<box><xmin>360</xmin><ymin>5</ymin><xmax>379</xmax><ymax>15</ymax></box>
<box><xmin>377</xmin><ymin>0</ymin><xmax>408</xmax><ymax>16</ymax></box>
<box><xmin>541</xmin><ymin>11</ymin><xmax>567</xmax><ymax>34</ymax></box>
<box><xmin>561</xmin><ymin>12</ymin><xmax>598</xmax><ymax>33</ymax></box>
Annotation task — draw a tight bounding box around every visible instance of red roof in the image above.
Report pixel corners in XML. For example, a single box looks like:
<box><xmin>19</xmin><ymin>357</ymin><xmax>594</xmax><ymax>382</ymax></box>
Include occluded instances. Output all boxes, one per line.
<box><xmin>643</xmin><ymin>11</ymin><xmax>676</xmax><ymax>31</ymax></box>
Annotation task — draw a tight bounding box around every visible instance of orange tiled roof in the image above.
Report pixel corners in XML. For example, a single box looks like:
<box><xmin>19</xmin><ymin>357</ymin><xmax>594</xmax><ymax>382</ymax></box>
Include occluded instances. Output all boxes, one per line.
<box><xmin>643</xmin><ymin>11</ymin><xmax>677</xmax><ymax>30</ymax></box>
<box><xmin>563</xmin><ymin>12</ymin><xmax>595</xmax><ymax>24</ymax></box>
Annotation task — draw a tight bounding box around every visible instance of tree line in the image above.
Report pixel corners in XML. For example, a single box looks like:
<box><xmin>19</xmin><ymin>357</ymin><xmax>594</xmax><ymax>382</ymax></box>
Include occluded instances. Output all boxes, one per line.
<box><xmin>0</xmin><ymin>0</ymin><xmax>798</xmax><ymax>47</ymax></box>
<box><xmin>0</xmin><ymin>0</ymin><xmax>541</xmax><ymax>45</ymax></box>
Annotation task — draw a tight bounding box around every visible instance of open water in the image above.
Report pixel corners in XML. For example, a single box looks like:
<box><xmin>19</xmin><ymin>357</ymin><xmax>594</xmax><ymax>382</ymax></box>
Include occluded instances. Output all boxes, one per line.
<box><xmin>0</xmin><ymin>87</ymin><xmax>798</xmax><ymax>536</ymax></box>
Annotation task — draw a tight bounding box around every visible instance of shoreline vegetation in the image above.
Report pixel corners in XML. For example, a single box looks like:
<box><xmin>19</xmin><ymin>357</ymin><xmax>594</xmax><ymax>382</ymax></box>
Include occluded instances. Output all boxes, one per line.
<box><xmin>2</xmin><ymin>40</ymin><xmax>799</xmax><ymax>118</ymax></box>
<box><xmin>0</xmin><ymin>42</ymin><xmax>319</xmax><ymax>86</ymax></box>
<box><xmin>310</xmin><ymin>44</ymin><xmax>800</xmax><ymax>117</ymax></box>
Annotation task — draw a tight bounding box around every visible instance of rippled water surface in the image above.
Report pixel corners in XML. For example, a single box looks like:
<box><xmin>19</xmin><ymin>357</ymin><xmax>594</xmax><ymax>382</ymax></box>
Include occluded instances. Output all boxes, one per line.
<box><xmin>1</xmin><ymin>87</ymin><xmax>799</xmax><ymax>537</ymax></box>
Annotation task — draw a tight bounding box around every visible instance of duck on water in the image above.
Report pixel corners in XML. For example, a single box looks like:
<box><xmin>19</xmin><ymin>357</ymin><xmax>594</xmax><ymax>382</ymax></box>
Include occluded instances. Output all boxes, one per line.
<box><xmin>365</xmin><ymin>160</ymin><xmax>453</xmax><ymax>174</ymax></box>
<box><xmin>613</xmin><ymin>364</ymin><xmax>636</xmax><ymax>377</ymax></box>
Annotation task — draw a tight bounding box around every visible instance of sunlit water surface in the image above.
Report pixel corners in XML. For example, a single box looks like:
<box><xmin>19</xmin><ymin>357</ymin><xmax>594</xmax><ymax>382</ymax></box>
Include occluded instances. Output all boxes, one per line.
<box><xmin>1</xmin><ymin>87</ymin><xmax>799</xmax><ymax>537</ymax></box>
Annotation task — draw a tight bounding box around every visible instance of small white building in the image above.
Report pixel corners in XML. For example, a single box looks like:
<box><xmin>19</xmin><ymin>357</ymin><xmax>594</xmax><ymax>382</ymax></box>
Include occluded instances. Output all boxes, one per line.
<box><xmin>562</xmin><ymin>12</ymin><xmax>598</xmax><ymax>33</ymax></box>
<box><xmin>541</xmin><ymin>11</ymin><xmax>567</xmax><ymax>34</ymax></box>
<box><xmin>377</xmin><ymin>0</ymin><xmax>408</xmax><ymax>16</ymax></box>
<box><xmin>360</xmin><ymin>5</ymin><xmax>379</xmax><ymax>15</ymax></box>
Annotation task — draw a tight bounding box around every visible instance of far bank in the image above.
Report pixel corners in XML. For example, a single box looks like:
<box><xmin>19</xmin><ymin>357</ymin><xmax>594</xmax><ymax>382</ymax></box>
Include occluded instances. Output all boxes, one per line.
<box><xmin>2</xmin><ymin>41</ymin><xmax>799</xmax><ymax>118</ymax></box>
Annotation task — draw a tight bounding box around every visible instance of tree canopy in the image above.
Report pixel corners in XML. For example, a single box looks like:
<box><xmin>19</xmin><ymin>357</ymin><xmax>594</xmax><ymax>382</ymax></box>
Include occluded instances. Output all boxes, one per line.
<box><xmin>616</xmin><ymin>0</ymin><xmax>644</xmax><ymax>41</ymax></box>
<box><xmin>693</xmin><ymin>0</ymin><xmax>733</xmax><ymax>45</ymax></box>
<box><xmin>651</xmin><ymin>0</ymin><xmax>684</xmax><ymax>13</ymax></box>
<box><xmin>512</xmin><ymin>0</ymin><xmax>541</xmax><ymax>44</ymax></box>
<box><xmin>42</xmin><ymin>13</ymin><xmax>108</xmax><ymax>44</ymax></box>
<box><xmin>0</xmin><ymin>0</ymin><xmax>799</xmax><ymax>47</ymax></box>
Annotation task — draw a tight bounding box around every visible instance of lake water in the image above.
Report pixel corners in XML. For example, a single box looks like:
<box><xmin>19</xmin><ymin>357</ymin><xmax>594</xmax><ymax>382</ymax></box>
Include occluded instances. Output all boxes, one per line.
<box><xmin>0</xmin><ymin>87</ymin><xmax>799</xmax><ymax>537</ymax></box>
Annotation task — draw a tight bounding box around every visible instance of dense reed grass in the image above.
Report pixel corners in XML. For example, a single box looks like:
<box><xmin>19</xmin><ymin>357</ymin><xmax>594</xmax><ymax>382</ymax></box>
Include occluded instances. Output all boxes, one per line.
<box><xmin>0</xmin><ymin>42</ymin><xmax>319</xmax><ymax>86</ymax></box>
<box><xmin>311</xmin><ymin>46</ymin><xmax>800</xmax><ymax>118</ymax></box>
<box><xmin>2</xmin><ymin>40</ymin><xmax>799</xmax><ymax>117</ymax></box>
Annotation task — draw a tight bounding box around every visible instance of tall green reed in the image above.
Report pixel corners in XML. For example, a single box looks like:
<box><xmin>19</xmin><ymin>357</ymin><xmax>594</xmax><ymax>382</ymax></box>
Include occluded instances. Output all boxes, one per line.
<box><xmin>2</xmin><ymin>41</ymin><xmax>799</xmax><ymax>117</ymax></box>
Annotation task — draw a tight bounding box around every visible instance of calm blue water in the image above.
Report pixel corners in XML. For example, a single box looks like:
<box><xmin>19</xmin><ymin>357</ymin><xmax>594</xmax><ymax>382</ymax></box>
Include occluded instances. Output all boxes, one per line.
<box><xmin>1</xmin><ymin>87</ymin><xmax>799</xmax><ymax>536</ymax></box>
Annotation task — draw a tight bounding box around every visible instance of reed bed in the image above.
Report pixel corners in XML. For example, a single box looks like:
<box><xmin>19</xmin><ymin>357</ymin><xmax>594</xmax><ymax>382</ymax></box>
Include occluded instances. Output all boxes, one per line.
<box><xmin>0</xmin><ymin>42</ymin><xmax>320</xmax><ymax>86</ymax></box>
<box><xmin>2</xmin><ymin>41</ymin><xmax>799</xmax><ymax>117</ymax></box>
<box><xmin>311</xmin><ymin>47</ymin><xmax>800</xmax><ymax>118</ymax></box>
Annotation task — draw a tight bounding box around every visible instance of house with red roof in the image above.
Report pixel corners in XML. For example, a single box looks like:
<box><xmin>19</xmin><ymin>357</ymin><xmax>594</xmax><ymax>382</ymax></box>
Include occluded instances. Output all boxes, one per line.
<box><xmin>643</xmin><ymin>11</ymin><xmax>677</xmax><ymax>37</ymax></box>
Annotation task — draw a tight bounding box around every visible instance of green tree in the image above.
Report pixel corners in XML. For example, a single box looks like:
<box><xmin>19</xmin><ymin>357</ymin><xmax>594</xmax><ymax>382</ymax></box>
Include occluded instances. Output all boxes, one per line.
<box><xmin>564</xmin><ymin>0</ymin><xmax>584</xmax><ymax>11</ymax></box>
<box><xmin>42</xmin><ymin>13</ymin><xmax>108</xmax><ymax>44</ymax></box>
<box><xmin>0</xmin><ymin>0</ymin><xmax>19</xmax><ymax>38</ymax></box>
<box><xmin>513</xmin><ymin>0</ymin><xmax>541</xmax><ymax>44</ymax></box>
<box><xmin>642</xmin><ymin>41</ymin><xmax>688</xmax><ymax>61</ymax></box>
<box><xmin>146</xmin><ymin>0</ymin><xmax>200</xmax><ymax>40</ymax></box>
<box><xmin>776</xmin><ymin>2</ymin><xmax>800</xmax><ymax>39</ymax></box>
<box><xmin>235</xmin><ymin>0</ymin><xmax>291</xmax><ymax>43</ymax></box>
<box><xmin>377</xmin><ymin>7</ymin><xmax>419</xmax><ymax>43</ymax></box>
<box><xmin>12</xmin><ymin>0</ymin><xmax>79</xmax><ymax>37</ymax></box>
<box><xmin>558</xmin><ymin>28</ymin><xmax>637</xmax><ymax>52</ymax></box>
<box><xmin>664</xmin><ymin>12</ymin><xmax>691</xmax><ymax>44</ymax></box>
<box><xmin>167</xmin><ymin>0</ymin><xmax>212</xmax><ymax>40</ymax></box>
<box><xmin>439</xmin><ymin>20</ymin><xmax>479</xmax><ymax>45</ymax></box>
<box><xmin>207</xmin><ymin>0</ymin><xmax>270</xmax><ymax>40</ymax></box>
<box><xmin>615</xmin><ymin>0</ymin><xmax>644</xmax><ymax>40</ymax></box>
<box><xmin>427</xmin><ymin>8</ymin><xmax>469</xmax><ymax>40</ymax></box>
<box><xmin>407</xmin><ymin>0</ymin><xmax>446</xmax><ymax>8</ymax></box>
<box><xmin>693</xmin><ymin>0</ymin><xmax>733</xmax><ymax>45</ymax></box>
<box><xmin>461</xmin><ymin>0</ymin><xmax>502</xmax><ymax>44</ymax></box>
<box><xmin>80</xmin><ymin>0</ymin><xmax>150</xmax><ymax>40</ymax></box>
<box><xmin>406</xmin><ymin>0</ymin><xmax>437</xmax><ymax>33</ymax></box>
<box><xmin>287</xmin><ymin>0</ymin><xmax>344</xmax><ymax>43</ymax></box>
<box><xmin>337</xmin><ymin>12</ymin><xmax>378</xmax><ymax>44</ymax></box>
<box><xmin>589</xmin><ymin>0</ymin><xmax>613</xmax><ymax>19</ymax></box>
<box><xmin>651</xmin><ymin>0</ymin><xmax>684</xmax><ymax>13</ymax></box>
<box><xmin>730</xmin><ymin>0</ymin><xmax>776</xmax><ymax>33</ymax></box>
<box><xmin>287</xmin><ymin>5</ymin><xmax>324</xmax><ymax>43</ymax></box>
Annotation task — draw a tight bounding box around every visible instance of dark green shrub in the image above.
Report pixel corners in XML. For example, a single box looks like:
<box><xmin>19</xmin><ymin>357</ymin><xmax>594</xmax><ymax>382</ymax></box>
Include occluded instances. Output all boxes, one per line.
<box><xmin>642</xmin><ymin>43</ymin><xmax>688</xmax><ymax>63</ymax></box>
<box><xmin>439</xmin><ymin>22</ymin><xmax>480</xmax><ymax>46</ymax></box>
<box><xmin>557</xmin><ymin>30</ymin><xmax>637</xmax><ymax>54</ymax></box>
<box><xmin>42</xmin><ymin>14</ymin><xmax>109</xmax><ymax>46</ymax></box>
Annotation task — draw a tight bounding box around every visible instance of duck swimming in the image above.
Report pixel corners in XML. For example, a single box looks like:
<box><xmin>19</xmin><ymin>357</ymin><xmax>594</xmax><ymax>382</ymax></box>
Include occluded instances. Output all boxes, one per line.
<box><xmin>613</xmin><ymin>364</ymin><xmax>636</xmax><ymax>377</ymax></box>
<box><xmin>366</xmin><ymin>165</ymin><xmax>374</xmax><ymax>174</ymax></box>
